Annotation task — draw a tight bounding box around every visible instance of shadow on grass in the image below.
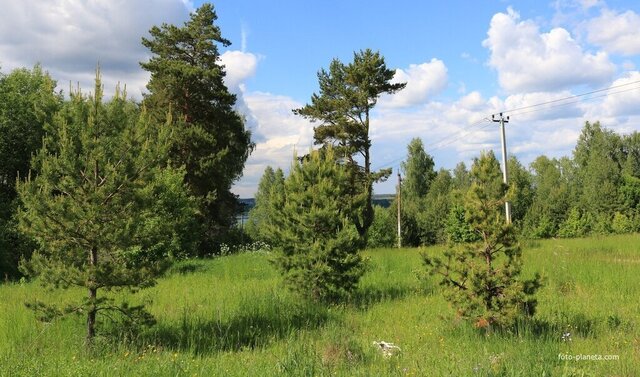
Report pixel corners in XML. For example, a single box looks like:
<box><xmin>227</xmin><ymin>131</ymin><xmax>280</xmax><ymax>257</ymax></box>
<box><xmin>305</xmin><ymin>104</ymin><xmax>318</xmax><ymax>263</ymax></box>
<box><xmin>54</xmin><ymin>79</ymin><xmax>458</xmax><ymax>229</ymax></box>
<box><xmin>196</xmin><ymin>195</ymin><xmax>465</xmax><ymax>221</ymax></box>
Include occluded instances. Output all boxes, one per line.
<box><xmin>443</xmin><ymin>311</ymin><xmax>602</xmax><ymax>343</ymax></box>
<box><xmin>500</xmin><ymin>311</ymin><xmax>599</xmax><ymax>340</ymax></box>
<box><xmin>348</xmin><ymin>284</ymin><xmax>415</xmax><ymax>310</ymax></box>
<box><xmin>166</xmin><ymin>260</ymin><xmax>209</xmax><ymax>276</ymax></box>
<box><xmin>132</xmin><ymin>298</ymin><xmax>331</xmax><ymax>355</ymax></box>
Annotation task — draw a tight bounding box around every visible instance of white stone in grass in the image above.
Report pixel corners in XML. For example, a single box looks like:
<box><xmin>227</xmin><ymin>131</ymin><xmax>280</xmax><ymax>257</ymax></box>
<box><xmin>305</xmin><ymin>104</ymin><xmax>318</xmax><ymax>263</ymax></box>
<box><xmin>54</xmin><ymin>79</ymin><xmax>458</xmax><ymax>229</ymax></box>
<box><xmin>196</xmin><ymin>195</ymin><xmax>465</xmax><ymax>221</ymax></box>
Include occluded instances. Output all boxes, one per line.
<box><xmin>373</xmin><ymin>341</ymin><xmax>401</xmax><ymax>357</ymax></box>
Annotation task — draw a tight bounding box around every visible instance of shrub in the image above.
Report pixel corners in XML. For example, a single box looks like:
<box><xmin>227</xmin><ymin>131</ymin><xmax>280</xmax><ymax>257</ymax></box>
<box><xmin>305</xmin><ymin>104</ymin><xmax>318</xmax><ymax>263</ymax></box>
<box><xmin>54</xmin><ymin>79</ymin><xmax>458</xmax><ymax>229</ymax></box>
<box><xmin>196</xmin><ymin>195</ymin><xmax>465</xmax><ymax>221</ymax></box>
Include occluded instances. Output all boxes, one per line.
<box><xmin>445</xmin><ymin>204</ymin><xmax>479</xmax><ymax>244</ymax></box>
<box><xmin>611</xmin><ymin>212</ymin><xmax>635</xmax><ymax>234</ymax></box>
<box><xmin>367</xmin><ymin>205</ymin><xmax>396</xmax><ymax>248</ymax></box>
<box><xmin>558</xmin><ymin>208</ymin><xmax>592</xmax><ymax>238</ymax></box>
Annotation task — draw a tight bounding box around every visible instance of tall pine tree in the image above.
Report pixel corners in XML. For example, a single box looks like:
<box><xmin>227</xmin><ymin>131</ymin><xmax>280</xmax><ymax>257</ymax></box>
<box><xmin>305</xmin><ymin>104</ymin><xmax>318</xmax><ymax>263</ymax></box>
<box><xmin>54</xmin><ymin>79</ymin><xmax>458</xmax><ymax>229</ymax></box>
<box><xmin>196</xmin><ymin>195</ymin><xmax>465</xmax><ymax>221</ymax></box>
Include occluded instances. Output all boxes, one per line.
<box><xmin>294</xmin><ymin>49</ymin><xmax>405</xmax><ymax>239</ymax></box>
<box><xmin>141</xmin><ymin>3</ymin><xmax>253</xmax><ymax>253</ymax></box>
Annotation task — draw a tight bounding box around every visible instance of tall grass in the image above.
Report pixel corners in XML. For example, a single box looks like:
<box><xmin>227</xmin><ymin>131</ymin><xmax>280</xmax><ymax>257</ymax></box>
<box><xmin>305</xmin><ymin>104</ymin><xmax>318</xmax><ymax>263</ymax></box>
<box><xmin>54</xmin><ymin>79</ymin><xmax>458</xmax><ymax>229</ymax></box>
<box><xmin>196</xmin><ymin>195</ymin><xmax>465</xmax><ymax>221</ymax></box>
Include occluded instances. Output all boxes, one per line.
<box><xmin>1</xmin><ymin>235</ymin><xmax>639</xmax><ymax>376</ymax></box>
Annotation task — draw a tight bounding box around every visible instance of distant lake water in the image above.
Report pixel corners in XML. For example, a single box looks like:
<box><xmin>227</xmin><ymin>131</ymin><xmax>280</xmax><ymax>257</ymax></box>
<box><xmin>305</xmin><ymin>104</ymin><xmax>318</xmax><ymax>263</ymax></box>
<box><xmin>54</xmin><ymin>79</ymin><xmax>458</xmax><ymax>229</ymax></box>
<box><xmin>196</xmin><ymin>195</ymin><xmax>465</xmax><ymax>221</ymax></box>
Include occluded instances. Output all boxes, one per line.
<box><xmin>234</xmin><ymin>195</ymin><xmax>393</xmax><ymax>226</ymax></box>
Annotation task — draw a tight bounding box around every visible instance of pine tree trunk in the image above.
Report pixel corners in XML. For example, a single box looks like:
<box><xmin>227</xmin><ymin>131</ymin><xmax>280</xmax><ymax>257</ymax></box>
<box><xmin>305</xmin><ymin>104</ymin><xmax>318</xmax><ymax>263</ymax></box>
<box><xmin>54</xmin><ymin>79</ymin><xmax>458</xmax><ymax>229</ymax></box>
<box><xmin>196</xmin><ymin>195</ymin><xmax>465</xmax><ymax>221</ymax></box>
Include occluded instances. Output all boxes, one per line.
<box><xmin>86</xmin><ymin>246</ymin><xmax>98</xmax><ymax>344</ymax></box>
<box><xmin>360</xmin><ymin>108</ymin><xmax>373</xmax><ymax>238</ymax></box>
<box><xmin>361</xmin><ymin>146</ymin><xmax>373</xmax><ymax>237</ymax></box>
<box><xmin>86</xmin><ymin>287</ymin><xmax>97</xmax><ymax>344</ymax></box>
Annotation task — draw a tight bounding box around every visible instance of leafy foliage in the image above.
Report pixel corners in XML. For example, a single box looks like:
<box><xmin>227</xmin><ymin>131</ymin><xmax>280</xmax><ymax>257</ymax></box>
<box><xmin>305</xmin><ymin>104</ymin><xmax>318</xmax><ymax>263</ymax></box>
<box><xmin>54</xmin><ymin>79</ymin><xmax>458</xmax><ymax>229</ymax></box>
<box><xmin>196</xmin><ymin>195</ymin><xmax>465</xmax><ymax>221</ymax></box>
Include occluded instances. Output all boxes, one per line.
<box><xmin>0</xmin><ymin>65</ymin><xmax>62</xmax><ymax>279</ymax></box>
<box><xmin>245</xmin><ymin>166</ymin><xmax>285</xmax><ymax>245</ymax></box>
<box><xmin>401</xmin><ymin>138</ymin><xmax>436</xmax><ymax>199</ymax></box>
<box><xmin>507</xmin><ymin>156</ymin><xmax>534</xmax><ymax>226</ymax></box>
<box><xmin>17</xmin><ymin>74</ymin><xmax>198</xmax><ymax>342</ymax></box>
<box><xmin>423</xmin><ymin>151</ymin><xmax>542</xmax><ymax>328</ymax></box>
<box><xmin>574</xmin><ymin>121</ymin><xmax>624</xmax><ymax>215</ymax></box>
<box><xmin>522</xmin><ymin>156</ymin><xmax>571</xmax><ymax>238</ymax></box>
<box><xmin>270</xmin><ymin>147</ymin><xmax>367</xmax><ymax>303</ymax></box>
<box><xmin>558</xmin><ymin>208</ymin><xmax>592</xmax><ymax>238</ymax></box>
<box><xmin>366</xmin><ymin>205</ymin><xmax>396</xmax><ymax>248</ymax></box>
<box><xmin>141</xmin><ymin>3</ymin><xmax>253</xmax><ymax>254</ymax></box>
<box><xmin>445</xmin><ymin>204</ymin><xmax>479</xmax><ymax>244</ymax></box>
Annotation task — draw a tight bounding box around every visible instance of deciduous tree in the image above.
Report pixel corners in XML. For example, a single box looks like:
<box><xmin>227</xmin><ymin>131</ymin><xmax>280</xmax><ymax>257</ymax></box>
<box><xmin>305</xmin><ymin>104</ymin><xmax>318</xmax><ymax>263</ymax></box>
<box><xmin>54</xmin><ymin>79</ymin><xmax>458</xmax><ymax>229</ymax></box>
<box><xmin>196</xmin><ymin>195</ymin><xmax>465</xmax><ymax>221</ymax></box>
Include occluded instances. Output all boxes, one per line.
<box><xmin>0</xmin><ymin>65</ymin><xmax>62</xmax><ymax>279</ymax></box>
<box><xmin>246</xmin><ymin>166</ymin><xmax>285</xmax><ymax>244</ymax></box>
<box><xmin>401</xmin><ymin>138</ymin><xmax>436</xmax><ymax>199</ymax></box>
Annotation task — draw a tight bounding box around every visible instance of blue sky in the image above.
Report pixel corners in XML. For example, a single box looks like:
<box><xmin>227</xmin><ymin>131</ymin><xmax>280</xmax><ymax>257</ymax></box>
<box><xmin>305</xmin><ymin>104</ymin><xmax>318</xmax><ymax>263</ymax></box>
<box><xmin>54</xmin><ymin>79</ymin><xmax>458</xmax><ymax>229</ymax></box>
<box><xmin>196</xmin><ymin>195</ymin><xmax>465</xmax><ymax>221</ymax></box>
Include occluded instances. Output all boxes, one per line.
<box><xmin>2</xmin><ymin>0</ymin><xmax>640</xmax><ymax>196</ymax></box>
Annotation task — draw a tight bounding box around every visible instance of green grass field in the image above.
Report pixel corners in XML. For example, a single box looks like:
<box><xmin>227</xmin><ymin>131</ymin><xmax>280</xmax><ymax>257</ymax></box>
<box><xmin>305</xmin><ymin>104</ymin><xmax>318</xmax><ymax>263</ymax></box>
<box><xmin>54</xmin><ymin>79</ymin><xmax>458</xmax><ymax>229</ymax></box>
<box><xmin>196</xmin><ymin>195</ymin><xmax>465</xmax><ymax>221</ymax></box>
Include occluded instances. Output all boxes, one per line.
<box><xmin>1</xmin><ymin>234</ymin><xmax>639</xmax><ymax>376</ymax></box>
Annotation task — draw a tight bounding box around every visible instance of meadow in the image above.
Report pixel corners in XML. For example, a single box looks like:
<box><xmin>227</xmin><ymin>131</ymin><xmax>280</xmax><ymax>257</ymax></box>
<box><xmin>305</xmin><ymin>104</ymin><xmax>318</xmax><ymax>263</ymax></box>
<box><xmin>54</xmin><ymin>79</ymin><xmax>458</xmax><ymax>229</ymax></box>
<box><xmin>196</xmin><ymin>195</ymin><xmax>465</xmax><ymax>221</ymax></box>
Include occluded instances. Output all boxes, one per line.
<box><xmin>1</xmin><ymin>234</ymin><xmax>639</xmax><ymax>376</ymax></box>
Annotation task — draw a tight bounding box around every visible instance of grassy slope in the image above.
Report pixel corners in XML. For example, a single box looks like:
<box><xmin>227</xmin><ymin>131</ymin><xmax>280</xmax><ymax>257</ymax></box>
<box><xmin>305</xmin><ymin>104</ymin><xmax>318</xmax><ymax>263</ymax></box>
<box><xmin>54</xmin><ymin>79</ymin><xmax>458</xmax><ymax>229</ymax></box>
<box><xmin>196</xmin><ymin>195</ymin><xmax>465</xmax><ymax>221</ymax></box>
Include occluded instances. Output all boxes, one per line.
<box><xmin>1</xmin><ymin>235</ymin><xmax>639</xmax><ymax>376</ymax></box>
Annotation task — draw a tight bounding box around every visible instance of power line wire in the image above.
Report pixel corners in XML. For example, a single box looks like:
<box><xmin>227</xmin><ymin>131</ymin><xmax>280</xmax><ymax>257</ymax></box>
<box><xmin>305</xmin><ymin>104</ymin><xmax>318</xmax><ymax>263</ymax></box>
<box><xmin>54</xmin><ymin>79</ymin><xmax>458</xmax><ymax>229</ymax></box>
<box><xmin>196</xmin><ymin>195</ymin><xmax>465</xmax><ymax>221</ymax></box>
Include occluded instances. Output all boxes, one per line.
<box><xmin>497</xmin><ymin>79</ymin><xmax>640</xmax><ymax>116</ymax></box>
<box><xmin>373</xmin><ymin>79</ymin><xmax>640</xmax><ymax>171</ymax></box>
<box><xmin>372</xmin><ymin>117</ymin><xmax>491</xmax><ymax>171</ymax></box>
<box><xmin>507</xmin><ymin>84</ymin><xmax>640</xmax><ymax>118</ymax></box>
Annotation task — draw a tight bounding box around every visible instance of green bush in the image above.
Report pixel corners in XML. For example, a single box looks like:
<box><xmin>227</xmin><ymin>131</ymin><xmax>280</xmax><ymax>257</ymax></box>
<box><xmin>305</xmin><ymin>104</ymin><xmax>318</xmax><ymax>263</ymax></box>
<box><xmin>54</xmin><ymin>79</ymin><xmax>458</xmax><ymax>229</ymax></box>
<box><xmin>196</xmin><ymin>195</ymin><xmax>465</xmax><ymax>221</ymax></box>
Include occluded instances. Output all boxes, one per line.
<box><xmin>612</xmin><ymin>212</ymin><xmax>636</xmax><ymax>234</ymax></box>
<box><xmin>445</xmin><ymin>204</ymin><xmax>479</xmax><ymax>244</ymax></box>
<box><xmin>558</xmin><ymin>208</ymin><xmax>592</xmax><ymax>238</ymax></box>
<box><xmin>367</xmin><ymin>205</ymin><xmax>396</xmax><ymax>248</ymax></box>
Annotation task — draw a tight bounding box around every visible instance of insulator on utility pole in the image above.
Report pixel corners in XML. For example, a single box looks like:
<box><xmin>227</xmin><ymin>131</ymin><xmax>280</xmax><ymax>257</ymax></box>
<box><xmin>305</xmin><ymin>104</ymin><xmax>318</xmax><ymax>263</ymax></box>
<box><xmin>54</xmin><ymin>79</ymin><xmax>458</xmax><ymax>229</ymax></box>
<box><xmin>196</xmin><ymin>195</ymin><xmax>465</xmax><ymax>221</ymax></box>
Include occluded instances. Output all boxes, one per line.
<box><xmin>397</xmin><ymin>171</ymin><xmax>402</xmax><ymax>248</ymax></box>
<box><xmin>492</xmin><ymin>112</ymin><xmax>512</xmax><ymax>224</ymax></box>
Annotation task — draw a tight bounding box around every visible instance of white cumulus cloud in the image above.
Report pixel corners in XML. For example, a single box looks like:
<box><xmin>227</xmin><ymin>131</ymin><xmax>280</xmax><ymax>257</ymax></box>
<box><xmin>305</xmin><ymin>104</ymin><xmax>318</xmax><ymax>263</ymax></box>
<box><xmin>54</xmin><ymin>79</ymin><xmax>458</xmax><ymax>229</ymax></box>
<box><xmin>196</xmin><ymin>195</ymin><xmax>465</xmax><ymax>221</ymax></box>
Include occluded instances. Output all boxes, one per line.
<box><xmin>502</xmin><ymin>90</ymin><xmax>583</xmax><ymax>121</ymax></box>
<box><xmin>220</xmin><ymin>50</ymin><xmax>260</xmax><ymax>91</ymax></box>
<box><xmin>219</xmin><ymin>50</ymin><xmax>263</xmax><ymax>142</ymax></box>
<box><xmin>484</xmin><ymin>7</ymin><xmax>615</xmax><ymax>93</ymax></box>
<box><xmin>0</xmin><ymin>0</ymin><xmax>192</xmax><ymax>97</ymax></box>
<box><xmin>381</xmin><ymin>59</ymin><xmax>448</xmax><ymax>107</ymax></box>
<box><xmin>583</xmin><ymin>9</ymin><xmax>640</xmax><ymax>55</ymax></box>
<box><xmin>595</xmin><ymin>71</ymin><xmax>640</xmax><ymax>117</ymax></box>
<box><xmin>231</xmin><ymin>91</ymin><xmax>314</xmax><ymax>197</ymax></box>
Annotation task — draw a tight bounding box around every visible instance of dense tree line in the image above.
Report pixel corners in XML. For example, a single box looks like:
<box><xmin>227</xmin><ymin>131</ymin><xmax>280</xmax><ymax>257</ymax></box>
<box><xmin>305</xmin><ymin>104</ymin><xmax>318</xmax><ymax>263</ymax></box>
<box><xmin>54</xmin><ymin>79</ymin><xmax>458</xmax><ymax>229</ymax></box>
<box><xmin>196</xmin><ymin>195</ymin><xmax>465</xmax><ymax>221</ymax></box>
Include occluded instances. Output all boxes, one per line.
<box><xmin>363</xmin><ymin>122</ymin><xmax>640</xmax><ymax>248</ymax></box>
<box><xmin>250</xmin><ymin>121</ymin><xmax>639</xmax><ymax>252</ymax></box>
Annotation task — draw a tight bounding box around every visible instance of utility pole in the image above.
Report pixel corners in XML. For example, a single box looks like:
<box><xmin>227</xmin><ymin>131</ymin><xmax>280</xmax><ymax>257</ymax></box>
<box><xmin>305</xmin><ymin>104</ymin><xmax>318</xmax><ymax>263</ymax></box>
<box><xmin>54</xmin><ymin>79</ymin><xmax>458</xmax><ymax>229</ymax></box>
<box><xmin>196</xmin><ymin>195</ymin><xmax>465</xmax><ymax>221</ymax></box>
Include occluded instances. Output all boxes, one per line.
<box><xmin>492</xmin><ymin>112</ymin><xmax>512</xmax><ymax>224</ymax></box>
<box><xmin>397</xmin><ymin>171</ymin><xmax>402</xmax><ymax>248</ymax></box>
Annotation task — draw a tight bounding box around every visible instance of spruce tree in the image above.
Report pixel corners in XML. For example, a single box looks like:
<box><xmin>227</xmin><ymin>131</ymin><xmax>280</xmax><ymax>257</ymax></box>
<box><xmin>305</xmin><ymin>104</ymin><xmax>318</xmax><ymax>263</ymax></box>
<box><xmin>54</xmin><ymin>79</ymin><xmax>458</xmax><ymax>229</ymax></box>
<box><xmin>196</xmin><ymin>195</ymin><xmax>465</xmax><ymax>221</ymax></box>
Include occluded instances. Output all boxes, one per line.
<box><xmin>423</xmin><ymin>151</ymin><xmax>542</xmax><ymax>328</ymax></box>
<box><xmin>141</xmin><ymin>3</ymin><xmax>253</xmax><ymax>253</ymax></box>
<box><xmin>270</xmin><ymin>147</ymin><xmax>366</xmax><ymax>303</ymax></box>
<box><xmin>17</xmin><ymin>73</ymin><xmax>197</xmax><ymax>343</ymax></box>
